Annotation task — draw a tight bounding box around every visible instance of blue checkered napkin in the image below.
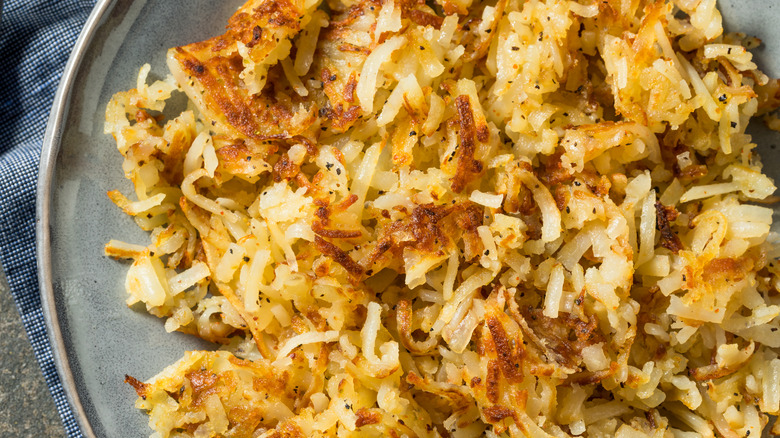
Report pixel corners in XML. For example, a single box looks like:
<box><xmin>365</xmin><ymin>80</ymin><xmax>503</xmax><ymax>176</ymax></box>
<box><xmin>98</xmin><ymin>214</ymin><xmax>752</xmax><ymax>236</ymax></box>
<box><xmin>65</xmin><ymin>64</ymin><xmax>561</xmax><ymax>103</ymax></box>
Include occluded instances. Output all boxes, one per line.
<box><xmin>0</xmin><ymin>1</ymin><xmax>97</xmax><ymax>436</ymax></box>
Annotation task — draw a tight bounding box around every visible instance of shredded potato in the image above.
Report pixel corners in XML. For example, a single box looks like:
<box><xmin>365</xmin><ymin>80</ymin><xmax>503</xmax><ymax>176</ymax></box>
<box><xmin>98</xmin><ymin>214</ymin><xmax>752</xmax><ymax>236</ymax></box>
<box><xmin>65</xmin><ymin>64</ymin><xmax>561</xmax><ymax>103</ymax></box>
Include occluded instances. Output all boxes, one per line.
<box><xmin>105</xmin><ymin>0</ymin><xmax>780</xmax><ymax>436</ymax></box>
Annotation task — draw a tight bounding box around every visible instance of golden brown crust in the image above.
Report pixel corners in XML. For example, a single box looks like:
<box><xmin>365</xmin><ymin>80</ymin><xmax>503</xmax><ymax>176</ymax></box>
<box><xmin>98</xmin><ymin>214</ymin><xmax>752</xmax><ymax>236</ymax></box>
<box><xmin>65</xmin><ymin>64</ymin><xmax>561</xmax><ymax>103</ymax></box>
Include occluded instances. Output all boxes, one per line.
<box><xmin>485</xmin><ymin>360</ymin><xmax>500</xmax><ymax>404</ymax></box>
<box><xmin>314</xmin><ymin>235</ymin><xmax>365</xmax><ymax>277</ymax></box>
<box><xmin>485</xmin><ymin>316</ymin><xmax>524</xmax><ymax>383</ymax></box>
<box><xmin>355</xmin><ymin>408</ymin><xmax>382</xmax><ymax>427</ymax></box>
<box><xmin>361</xmin><ymin>202</ymin><xmax>484</xmax><ymax>270</ymax></box>
<box><xmin>656</xmin><ymin>201</ymin><xmax>683</xmax><ymax>253</ymax></box>
<box><xmin>167</xmin><ymin>0</ymin><xmax>320</xmax><ymax>156</ymax></box>
<box><xmin>702</xmin><ymin>257</ymin><xmax>753</xmax><ymax>284</ymax></box>
<box><xmin>520</xmin><ymin>308</ymin><xmax>606</xmax><ymax>369</ymax></box>
<box><xmin>174</xmin><ymin>49</ymin><xmax>313</xmax><ymax>142</ymax></box>
<box><xmin>450</xmin><ymin>96</ymin><xmax>484</xmax><ymax>193</ymax></box>
<box><xmin>408</xmin><ymin>9</ymin><xmax>444</xmax><ymax>29</ymax></box>
<box><xmin>482</xmin><ymin>405</ymin><xmax>516</xmax><ymax>424</ymax></box>
<box><xmin>185</xmin><ymin>368</ymin><xmax>220</xmax><ymax>407</ymax></box>
<box><xmin>124</xmin><ymin>375</ymin><xmax>148</xmax><ymax>399</ymax></box>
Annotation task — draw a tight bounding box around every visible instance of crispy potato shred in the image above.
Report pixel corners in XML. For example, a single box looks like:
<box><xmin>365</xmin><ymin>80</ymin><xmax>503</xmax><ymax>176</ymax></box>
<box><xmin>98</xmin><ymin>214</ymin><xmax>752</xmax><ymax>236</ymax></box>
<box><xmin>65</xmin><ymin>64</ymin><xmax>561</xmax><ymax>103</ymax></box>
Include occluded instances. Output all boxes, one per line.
<box><xmin>105</xmin><ymin>0</ymin><xmax>780</xmax><ymax>436</ymax></box>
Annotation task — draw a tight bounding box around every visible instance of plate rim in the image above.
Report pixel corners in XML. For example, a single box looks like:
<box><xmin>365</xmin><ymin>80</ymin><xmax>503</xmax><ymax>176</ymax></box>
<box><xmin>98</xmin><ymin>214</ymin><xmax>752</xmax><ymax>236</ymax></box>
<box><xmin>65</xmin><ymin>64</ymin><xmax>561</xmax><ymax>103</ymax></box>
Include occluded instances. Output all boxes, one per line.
<box><xmin>36</xmin><ymin>0</ymin><xmax>117</xmax><ymax>436</ymax></box>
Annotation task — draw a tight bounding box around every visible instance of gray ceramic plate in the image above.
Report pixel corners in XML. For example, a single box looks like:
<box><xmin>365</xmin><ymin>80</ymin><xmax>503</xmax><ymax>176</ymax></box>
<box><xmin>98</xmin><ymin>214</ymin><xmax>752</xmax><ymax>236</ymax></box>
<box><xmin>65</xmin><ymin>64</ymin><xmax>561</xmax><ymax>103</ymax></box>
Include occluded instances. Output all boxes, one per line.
<box><xmin>35</xmin><ymin>1</ymin><xmax>780</xmax><ymax>437</ymax></box>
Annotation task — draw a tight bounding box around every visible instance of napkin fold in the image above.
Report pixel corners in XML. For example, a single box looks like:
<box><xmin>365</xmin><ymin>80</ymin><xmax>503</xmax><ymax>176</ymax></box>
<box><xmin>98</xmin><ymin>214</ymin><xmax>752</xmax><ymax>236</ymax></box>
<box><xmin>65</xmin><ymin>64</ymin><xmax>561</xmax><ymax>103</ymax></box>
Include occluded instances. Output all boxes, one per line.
<box><xmin>0</xmin><ymin>1</ymin><xmax>98</xmax><ymax>436</ymax></box>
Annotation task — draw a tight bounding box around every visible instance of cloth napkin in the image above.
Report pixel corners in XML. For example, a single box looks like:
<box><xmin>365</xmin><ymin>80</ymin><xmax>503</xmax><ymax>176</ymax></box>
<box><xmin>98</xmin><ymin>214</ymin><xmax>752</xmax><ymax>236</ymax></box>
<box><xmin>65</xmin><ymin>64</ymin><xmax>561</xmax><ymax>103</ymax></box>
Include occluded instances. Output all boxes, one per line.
<box><xmin>0</xmin><ymin>1</ymin><xmax>97</xmax><ymax>436</ymax></box>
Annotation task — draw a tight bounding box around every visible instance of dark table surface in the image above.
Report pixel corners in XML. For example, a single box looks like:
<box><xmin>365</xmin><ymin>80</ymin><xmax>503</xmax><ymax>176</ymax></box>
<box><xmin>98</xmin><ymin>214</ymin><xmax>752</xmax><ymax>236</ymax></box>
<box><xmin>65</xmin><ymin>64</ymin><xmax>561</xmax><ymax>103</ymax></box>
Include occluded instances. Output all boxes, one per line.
<box><xmin>1</xmin><ymin>0</ymin><xmax>64</xmax><ymax>433</ymax></box>
<box><xmin>0</xmin><ymin>267</ymin><xmax>66</xmax><ymax>436</ymax></box>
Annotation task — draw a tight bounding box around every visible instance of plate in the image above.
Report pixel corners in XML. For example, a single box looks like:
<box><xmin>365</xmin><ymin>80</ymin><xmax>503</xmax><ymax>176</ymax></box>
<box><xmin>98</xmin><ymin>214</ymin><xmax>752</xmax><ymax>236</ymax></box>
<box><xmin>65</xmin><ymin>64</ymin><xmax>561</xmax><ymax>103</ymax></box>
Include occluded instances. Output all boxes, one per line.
<box><xmin>35</xmin><ymin>1</ymin><xmax>780</xmax><ymax>436</ymax></box>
